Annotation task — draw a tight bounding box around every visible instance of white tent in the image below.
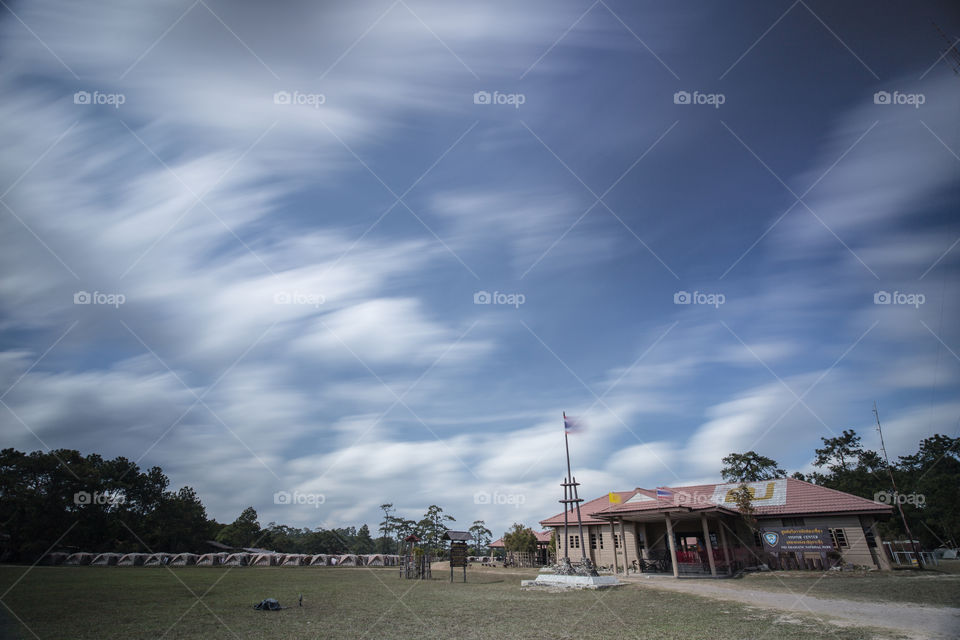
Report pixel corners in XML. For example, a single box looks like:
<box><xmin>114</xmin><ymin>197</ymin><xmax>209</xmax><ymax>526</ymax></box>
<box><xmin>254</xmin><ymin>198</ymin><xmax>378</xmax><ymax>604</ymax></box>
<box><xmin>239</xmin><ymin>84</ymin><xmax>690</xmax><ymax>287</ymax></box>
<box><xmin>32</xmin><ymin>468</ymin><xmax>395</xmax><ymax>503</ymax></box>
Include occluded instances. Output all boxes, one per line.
<box><xmin>144</xmin><ymin>553</ymin><xmax>170</xmax><ymax>567</ymax></box>
<box><xmin>92</xmin><ymin>553</ymin><xmax>120</xmax><ymax>566</ymax></box>
<box><xmin>118</xmin><ymin>553</ymin><xmax>148</xmax><ymax>566</ymax></box>
<box><xmin>171</xmin><ymin>553</ymin><xmax>198</xmax><ymax>566</ymax></box>
<box><xmin>251</xmin><ymin>553</ymin><xmax>279</xmax><ymax>566</ymax></box>
<box><xmin>337</xmin><ymin>554</ymin><xmax>359</xmax><ymax>567</ymax></box>
<box><xmin>308</xmin><ymin>554</ymin><xmax>330</xmax><ymax>566</ymax></box>
<box><xmin>197</xmin><ymin>553</ymin><xmax>221</xmax><ymax>566</ymax></box>
<box><xmin>223</xmin><ymin>553</ymin><xmax>250</xmax><ymax>566</ymax></box>
<box><xmin>364</xmin><ymin>554</ymin><xmax>385</xmax><ymax>566</ymax></box>
<box><xmin>282</xmin><ymin>554</ymin><xmax>306</xmax><ymax>566</ymax></box>
<box><xmin>65</xmin><ymin>552</ymin><xmax>93</xmax><ymax>565</ymax></box>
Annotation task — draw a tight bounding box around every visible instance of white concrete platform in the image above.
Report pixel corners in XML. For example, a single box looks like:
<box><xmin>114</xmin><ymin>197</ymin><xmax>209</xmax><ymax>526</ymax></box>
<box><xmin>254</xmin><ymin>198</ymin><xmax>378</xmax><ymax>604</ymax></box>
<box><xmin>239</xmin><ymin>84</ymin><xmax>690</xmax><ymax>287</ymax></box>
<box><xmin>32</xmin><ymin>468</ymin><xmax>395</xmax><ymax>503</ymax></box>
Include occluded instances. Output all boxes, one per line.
<box><xmin>521</xmin><ymin>574</ymin><xmax>621</xmax><ymax>589</ymax></box>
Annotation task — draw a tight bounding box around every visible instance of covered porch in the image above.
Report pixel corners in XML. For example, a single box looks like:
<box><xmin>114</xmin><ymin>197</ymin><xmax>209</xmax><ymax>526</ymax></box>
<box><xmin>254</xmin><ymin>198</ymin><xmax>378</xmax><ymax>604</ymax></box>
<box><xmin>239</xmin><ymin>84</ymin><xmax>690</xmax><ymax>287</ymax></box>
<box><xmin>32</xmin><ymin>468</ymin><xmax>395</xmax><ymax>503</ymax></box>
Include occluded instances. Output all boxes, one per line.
<box><xmin>596</xmin><ymin>504</ymin><xmax>756</xmax><ymax>578</ymax></box>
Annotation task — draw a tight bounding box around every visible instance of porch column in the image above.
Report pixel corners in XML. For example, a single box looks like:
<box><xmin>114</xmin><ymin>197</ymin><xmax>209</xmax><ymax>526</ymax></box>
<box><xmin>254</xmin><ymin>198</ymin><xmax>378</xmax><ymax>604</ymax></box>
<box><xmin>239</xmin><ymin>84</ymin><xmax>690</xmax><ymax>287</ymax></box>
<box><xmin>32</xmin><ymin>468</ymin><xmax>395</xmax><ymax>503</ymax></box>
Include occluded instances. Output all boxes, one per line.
<box><xmin>664</xmin><ymin>512</ymin><xmax>679</xmax><ymax>578</ymax></box>
<box><xmin>718</xmin><ymin>518</ymin><xmax>733</xmax><ymax>575</ymax></box>
<box><xmin>618</xmin><ymin>518</ymin><xmax>629</xmax><ymax>574</ymax></box>
<box><xmin>700</xmin><ymin>513</ymin><xmax>717</xmax><ymax>577</ymax></box>
<box><xmin>639</xmin><ymin>522</ymin><xmax>649</xmax><ymax>560</ymax></box>
<box><xmin>609</xmin><ymin>520</ymin><xmax>619</xmax><ymax>574</ymax></box>
<box><xmin>871</xmin><ymin>525</ymin><xmax>893</xmax><ymax>571</ymax></box>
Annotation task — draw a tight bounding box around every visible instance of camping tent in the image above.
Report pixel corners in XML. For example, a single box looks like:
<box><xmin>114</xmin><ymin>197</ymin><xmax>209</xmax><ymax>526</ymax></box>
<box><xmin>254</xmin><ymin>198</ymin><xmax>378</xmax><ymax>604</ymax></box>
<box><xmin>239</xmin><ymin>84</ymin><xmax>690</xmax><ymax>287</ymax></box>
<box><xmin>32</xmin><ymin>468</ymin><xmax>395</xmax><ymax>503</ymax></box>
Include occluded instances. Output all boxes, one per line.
<box><xmin>144</xmin><ymin>553</ymin><xmax>170</xmax><ymax>567</ymax></box>
<box><xmin>171</xmin><ymin>553</ymin><xmax>198</xmax><ymax>566</ymax></box>
<box><xmin>337</xmin><ymin>554</ymin><xmax>359</xmax><ymax>567</ymax></box>
<box><xmin>282</xmin><ymin>554</ymin><xmax>306</xmax><ymax>566</ymax></box>
<box><xmin>118</xmin><ymin>553</ymin><xmax>148</xmax><ymax>566</ymax></box>
<box><xmin>65</xmin><ymin>552</ymin><xmax>93</xmax><ymax>565</ymax></box>
<box><xmin>251</xmin><ymin>553</ymin><xmax>279</xmax><ymax>567</ymax></box>
<box><xmin>308</xmin><ymin>554</ymin><xmax>330</xmax><ymax>566</ymax></box>
<box><xmin>364</xmin><ymin>554</ymin><xmax>385</xmax><ymax>566</ymax></box>
<box><xmin>223</xmin><ymin>553</ymin><xmax>250</xmax><ymax>567</ymax></box>
<box><xmin>42</xmin><ymin>552</ymin><xmax>69</xmax><ymax>565</ymax></box>
<box><xmin>197</xmin><ymin>553</ymin><xmax>221</xmax><ymax>567</ymax></box>
<box><xmin>92</xmin><ymin>553</ymin><xmax>120</xmax><ymax>566</ymax></box>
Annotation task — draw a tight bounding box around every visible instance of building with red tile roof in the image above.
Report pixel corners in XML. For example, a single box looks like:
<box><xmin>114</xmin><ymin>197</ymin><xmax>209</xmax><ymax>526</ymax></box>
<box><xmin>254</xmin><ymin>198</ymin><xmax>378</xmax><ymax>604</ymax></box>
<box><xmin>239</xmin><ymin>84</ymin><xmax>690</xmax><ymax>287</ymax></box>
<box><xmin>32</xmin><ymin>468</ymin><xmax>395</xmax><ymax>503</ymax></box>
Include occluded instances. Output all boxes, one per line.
<box><xmin>540</xmin><ymin>478</ymin><xmax>893</xmax><ymax>576</ymax></box>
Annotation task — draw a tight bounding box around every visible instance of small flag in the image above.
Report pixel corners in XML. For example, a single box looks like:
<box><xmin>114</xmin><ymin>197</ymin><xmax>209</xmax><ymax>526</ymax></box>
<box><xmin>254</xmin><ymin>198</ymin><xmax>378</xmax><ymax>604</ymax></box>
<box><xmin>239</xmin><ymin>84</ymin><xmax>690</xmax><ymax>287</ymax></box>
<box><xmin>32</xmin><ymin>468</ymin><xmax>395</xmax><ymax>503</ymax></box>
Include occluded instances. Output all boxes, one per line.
<box><xmin>656</xmin><ymin>487</ymin><xmax>673</xmax><ymax>499</ymax></box>
<box><xmin>608</xmin><ymin>492</ymin><xmax>622</xmax><ymax>504</ymax></box>
<box><xmin>563</xmin><ymin>415</ymin><xmax>582</xmax><ymax>433</ymax></box>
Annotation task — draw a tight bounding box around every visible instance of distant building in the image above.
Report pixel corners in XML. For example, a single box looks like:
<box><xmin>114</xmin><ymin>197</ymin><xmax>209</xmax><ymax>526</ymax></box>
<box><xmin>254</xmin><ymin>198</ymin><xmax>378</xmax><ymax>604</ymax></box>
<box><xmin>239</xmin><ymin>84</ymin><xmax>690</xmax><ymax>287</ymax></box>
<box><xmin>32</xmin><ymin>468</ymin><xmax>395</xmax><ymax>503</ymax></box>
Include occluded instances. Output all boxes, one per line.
<box><xmin>540</xmin><ymin>478</ymin><xmax>893</xmax><ymax>575</ymax></box>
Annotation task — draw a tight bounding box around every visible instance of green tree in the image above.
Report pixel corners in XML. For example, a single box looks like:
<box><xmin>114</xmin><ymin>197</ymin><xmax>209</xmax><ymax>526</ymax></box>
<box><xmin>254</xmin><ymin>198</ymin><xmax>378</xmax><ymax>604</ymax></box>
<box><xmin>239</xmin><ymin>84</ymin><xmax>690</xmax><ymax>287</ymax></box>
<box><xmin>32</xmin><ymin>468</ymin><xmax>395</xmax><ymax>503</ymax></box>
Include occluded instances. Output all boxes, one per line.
<box><xmin>418</xmin><ymin>505</ymin><xmax>455</xmax><ymax>552</ymax></box>
<box><xmin>720</xmin><ymin>451</ymin><xmax>786</xmax><ymax>482</ymax></box>
<box><xmin>468</xmin><ymin>520</ymin><xmax>492</xmax><ymax>555</ymax></box>
<box><xmin>215</xmin><ymin>507</ymin><xmax>261</xmax><ymax>548</ymax></box>
<box><xmin>502</xmin><ymin>523</ymin><xmax>537</xmax><ymax>553</ymax></box>
<box><xmin>352</xmin><ymin>524</ymin><xmax>375</xmax><ymax>554</ymax></box>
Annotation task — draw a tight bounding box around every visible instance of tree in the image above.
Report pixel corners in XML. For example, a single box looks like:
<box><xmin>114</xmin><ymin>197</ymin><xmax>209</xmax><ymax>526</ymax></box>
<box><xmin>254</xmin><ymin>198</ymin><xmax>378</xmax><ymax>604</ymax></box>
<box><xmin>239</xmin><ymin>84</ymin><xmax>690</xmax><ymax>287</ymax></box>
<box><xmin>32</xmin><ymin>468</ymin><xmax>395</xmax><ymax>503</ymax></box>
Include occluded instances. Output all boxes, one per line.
<box><xmin>814</xmin><ymin>430</ymin><xmax>863</xmax><ymax>475</ymax></box>
<box><xmin>720</xmin><ymin>451</ymin><xmax>786</xmax><ymax>483</ymax></box>
<box><xmin>215</xmin><ymin>507</ymin><xmax>261</xmax><ymax>548</ymax></box>
<box><xmin>352</xmin><ymin>524</ymin><xmax>375</xmax><ymax>554</ymax></box>
<box><xmin>502</xmin><ymin>523</ymin><xmax>537</xmax><ymax>553</ymax></box>
<box><xmin>468</xmin><ymin>520</ymin><xmax>492</xmax><ymax>555</ymax></box>
<box><xmin>418</xmin><ymin>505</ymin><xmax>455</xmax><ymax>552</ymax></box>
<box><xmin>730</xmin><ymin>484</ymin><xmax>757</xmax><ymax>536</ymax></box>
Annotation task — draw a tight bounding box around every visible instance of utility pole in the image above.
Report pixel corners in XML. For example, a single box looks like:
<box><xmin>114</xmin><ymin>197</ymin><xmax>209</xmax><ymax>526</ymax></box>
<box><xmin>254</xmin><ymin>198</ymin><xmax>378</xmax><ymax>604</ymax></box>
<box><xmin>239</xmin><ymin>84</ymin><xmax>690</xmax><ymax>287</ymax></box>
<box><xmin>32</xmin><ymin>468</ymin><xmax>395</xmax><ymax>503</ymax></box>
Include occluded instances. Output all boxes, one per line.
<box><xmin>874</xmin><ymin>402</ymin><xmax>923</xmax><ymax>568</ymax></box>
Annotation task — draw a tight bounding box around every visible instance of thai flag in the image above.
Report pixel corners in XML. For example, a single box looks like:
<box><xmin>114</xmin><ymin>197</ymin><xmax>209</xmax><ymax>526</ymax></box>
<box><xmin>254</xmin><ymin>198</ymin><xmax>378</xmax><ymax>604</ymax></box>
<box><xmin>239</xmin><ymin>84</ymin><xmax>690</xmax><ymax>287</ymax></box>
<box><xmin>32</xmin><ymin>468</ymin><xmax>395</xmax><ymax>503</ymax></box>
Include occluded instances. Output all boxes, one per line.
<box><xmin>563</xmin><ymin>415</ymin><xmax>581</xmax><ymax>433</ymax></box>
<box><xmin>656</xmin><ymin>487</ymin><xmax>673</xmax><ymax>499</ymax></box>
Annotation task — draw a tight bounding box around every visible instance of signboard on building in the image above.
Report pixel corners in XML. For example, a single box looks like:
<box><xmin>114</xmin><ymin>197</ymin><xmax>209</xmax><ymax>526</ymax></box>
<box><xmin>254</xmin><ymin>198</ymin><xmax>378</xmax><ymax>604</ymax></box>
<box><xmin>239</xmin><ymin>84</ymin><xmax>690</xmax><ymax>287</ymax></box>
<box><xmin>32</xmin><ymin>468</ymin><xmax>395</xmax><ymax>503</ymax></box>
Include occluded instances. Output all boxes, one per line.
<box><xmin>760</xmin><ymin>526</ymin><xmax>834</xmax><ymax>552</ymax></box>
<box><xmin>710</xmin><ymin>479</ymin><xmax>787</xmax><ymax>507</ymax></box>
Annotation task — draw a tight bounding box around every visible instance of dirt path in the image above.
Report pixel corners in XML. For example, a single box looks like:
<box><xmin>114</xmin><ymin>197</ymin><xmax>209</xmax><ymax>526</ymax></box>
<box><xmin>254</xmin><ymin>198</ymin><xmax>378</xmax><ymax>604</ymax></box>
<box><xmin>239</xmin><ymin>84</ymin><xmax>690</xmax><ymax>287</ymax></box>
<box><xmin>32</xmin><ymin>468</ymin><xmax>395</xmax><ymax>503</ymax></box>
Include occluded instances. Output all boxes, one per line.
<box><xmin>625</xmin><ymin>576</ymin><xmax>960</xmax><ymax>639</ymax></box>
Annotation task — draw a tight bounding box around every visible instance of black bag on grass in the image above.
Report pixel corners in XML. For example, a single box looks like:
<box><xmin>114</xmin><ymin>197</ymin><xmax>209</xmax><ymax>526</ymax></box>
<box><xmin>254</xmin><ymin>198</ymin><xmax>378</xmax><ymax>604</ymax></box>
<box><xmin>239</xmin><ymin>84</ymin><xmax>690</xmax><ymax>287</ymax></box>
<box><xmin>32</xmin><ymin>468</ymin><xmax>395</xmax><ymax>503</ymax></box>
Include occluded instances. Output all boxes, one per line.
<box><xmin>253</xmin><ymin>598</ymin><xmax>284</xmax><ymax>611</ymax></box>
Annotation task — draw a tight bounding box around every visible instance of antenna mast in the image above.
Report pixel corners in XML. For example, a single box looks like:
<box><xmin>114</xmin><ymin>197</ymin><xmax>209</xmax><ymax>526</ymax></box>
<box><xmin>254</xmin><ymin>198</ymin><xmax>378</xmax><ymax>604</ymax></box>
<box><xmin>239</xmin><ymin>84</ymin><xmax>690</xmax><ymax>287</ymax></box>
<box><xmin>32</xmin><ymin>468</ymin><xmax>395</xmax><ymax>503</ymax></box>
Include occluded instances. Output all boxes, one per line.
<box><xmin>874</xmin><ymin>402</ymin><xmax>923</xmax><ymax>568</ymax></box>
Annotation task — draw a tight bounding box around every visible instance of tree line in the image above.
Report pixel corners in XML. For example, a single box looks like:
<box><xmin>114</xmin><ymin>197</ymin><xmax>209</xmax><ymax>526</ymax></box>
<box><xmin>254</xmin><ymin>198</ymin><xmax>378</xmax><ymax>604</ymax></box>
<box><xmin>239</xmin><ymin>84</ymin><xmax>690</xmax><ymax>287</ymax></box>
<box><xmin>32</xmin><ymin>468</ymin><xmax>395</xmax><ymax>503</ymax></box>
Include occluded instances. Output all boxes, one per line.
<box><xmin>720</xmin><ymin>431</ymin><xmax>960</xmax><ymax>549</ymax></box>
<box><xmin>0</xmin><ymin>448</ymin><xmax>495</xmax><ymax>562</ymax></box>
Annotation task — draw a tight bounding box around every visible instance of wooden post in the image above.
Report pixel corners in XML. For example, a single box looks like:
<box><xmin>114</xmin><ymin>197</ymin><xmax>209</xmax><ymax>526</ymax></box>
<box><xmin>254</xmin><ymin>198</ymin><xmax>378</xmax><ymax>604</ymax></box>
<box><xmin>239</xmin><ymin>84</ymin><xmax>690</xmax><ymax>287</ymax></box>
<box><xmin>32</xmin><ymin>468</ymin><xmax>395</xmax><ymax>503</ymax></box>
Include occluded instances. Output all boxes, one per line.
<box><xmin>872</xmin><ymin>525</ymin><xmax>893</xmax><ymax>571</ymax></box>
<box><xmin>700</xmin><ymin>513</ymin><xmax>717</xmax><ymax>577</ymax></box>
<box><xmin>664</xmin><ymin>513</ymin><xmax>679</xmax><ymax>578</ymax></box>
<box><xmin>609</xmin><ymin>521</ymin><xmax>619</xmax><ymax>574</ymax></box>
<box><xmin>639</xmin><ymin>522</ymin><xmax>649</xmax><ymax>560</ymax></box>
<box><xmin>618</xmin><ymin>518</ymin><xmax>629</xmax><ymax>575</ymax></box>
<box><xmin>718</xmin><ymin>518</ymin><xmax>733</xmax><ymax>576</ymax></box>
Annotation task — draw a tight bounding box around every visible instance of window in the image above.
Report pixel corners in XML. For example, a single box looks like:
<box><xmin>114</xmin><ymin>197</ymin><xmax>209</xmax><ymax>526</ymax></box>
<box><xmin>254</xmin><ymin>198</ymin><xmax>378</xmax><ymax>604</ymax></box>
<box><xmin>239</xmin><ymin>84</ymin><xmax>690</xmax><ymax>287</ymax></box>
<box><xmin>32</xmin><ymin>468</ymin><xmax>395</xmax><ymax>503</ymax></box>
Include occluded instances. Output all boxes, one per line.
<box><xmin>753</xmin><ymin>530</ymin><xmax>762</xmax><ymax>548</ymax></box>
<box><xmin>829</xmin><ymin>528</ymin><xmax>848</xmax><ymax>549</ymax></box>
<box><xmin>590</xmin><ymin>534</ymin><xmax>597</xmax><ymax>549</ymax></box>
<box><xmin>598</xmin><ymin>533</ymin><xmax>604</xmax><ymax>550</ymax></box>
<box><xmin>782</xmin><ymin>518</ymin><xmax>805</xmax><ymax>526</ymax></box>
<box><xmin>613</xmin><ymin>534</ymin><xmax>621</xmax><ymax>548</ymax></box>
<box><xmin>569</xmin><ymin>535</ymin><xmax>580</xmax><ymax>549</ymax></box>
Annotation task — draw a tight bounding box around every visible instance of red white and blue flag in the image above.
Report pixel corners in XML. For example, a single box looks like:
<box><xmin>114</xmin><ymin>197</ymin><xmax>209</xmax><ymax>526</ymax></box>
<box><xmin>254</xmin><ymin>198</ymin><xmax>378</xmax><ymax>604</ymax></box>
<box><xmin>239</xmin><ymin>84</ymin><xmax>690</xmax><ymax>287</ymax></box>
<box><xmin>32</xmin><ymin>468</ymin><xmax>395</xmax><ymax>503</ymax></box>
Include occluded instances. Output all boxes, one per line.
<box><xmin>656</xmin><ymin>487</ymin><xmax>673</xmax><ymax>499</ymax></box>
<box><xmin>563</xmin><ymin>414</ymin><xmax>581</xmax><ymax>433</ymax></box>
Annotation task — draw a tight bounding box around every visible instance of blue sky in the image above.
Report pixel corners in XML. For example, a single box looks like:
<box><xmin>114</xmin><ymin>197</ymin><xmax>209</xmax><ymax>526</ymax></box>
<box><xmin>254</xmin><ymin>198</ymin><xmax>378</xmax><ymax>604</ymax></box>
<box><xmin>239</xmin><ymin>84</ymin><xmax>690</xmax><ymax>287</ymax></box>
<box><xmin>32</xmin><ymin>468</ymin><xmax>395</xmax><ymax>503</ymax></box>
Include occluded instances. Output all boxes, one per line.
<box><xmin>0</xmin><ymin>0</ymin><xmax>958</xmax><ymax>537</ymax></box>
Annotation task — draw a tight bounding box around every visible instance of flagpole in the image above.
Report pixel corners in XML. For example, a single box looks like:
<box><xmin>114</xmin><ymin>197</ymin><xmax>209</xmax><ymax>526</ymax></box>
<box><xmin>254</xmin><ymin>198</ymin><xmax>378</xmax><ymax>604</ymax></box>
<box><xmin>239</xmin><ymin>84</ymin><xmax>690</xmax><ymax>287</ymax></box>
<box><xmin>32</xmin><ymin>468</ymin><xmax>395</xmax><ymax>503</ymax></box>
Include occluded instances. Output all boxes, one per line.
<box><xmin>563</xmin><ymin>412</ymin><xmax>588</xmax><ymax>562</ymax></box>
<box><xmin>562</xmin><ymin>412</ymin><xmax>570</xmax><ymax>561</ymax></box>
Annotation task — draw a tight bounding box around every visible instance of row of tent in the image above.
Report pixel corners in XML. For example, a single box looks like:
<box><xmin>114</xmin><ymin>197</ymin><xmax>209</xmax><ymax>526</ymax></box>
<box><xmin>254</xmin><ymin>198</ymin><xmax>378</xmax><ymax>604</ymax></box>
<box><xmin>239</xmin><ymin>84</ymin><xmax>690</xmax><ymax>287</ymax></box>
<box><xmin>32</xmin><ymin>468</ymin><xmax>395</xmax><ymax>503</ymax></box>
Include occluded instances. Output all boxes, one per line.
<box><xmin>43</xmin><ymin>552</ymin><xmax>402</xmax><ymax>567</ymax></box>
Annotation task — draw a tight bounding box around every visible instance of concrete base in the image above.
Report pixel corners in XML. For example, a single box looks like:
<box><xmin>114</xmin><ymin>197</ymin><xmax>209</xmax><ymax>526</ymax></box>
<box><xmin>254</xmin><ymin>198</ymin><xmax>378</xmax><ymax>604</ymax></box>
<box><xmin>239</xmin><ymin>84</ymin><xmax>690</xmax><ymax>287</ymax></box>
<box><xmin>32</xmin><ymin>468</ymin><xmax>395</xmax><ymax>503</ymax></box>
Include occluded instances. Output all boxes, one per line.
<box><xmin>522</xmin><ymin>574</ymin><xmax>621</xmax><ymax>590</ymax></box>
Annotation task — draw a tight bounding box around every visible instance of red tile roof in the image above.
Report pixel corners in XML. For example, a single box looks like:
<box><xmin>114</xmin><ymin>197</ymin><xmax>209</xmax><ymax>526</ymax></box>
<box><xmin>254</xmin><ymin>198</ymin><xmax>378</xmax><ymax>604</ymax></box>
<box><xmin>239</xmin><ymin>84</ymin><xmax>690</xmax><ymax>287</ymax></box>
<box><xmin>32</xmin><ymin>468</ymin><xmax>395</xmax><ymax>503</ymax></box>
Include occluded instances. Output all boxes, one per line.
<box><xmin>490</xmin><ymin>530</ymin><xmax>552</xmax><ymax>547</ymax></box>
<box><xmin>540</xmin><ymin>478</ymin><xmax>890</xmax><ymax>526</ymax></box>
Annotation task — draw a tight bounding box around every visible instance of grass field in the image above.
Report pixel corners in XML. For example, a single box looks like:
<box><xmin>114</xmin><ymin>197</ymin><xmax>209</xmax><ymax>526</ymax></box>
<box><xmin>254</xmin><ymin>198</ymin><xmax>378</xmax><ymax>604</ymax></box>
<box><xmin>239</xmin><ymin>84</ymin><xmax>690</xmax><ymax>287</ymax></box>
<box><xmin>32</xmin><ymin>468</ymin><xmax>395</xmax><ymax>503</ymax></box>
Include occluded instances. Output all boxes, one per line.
<box><xmin>0</xmin><ymin>565</ymin><xmax>909</xmax><ymax>639</ymax></box>
<box><xmin>732</xmin><ymin>562</ymin><xmax>960</xmax><ymax>608</ymax></box>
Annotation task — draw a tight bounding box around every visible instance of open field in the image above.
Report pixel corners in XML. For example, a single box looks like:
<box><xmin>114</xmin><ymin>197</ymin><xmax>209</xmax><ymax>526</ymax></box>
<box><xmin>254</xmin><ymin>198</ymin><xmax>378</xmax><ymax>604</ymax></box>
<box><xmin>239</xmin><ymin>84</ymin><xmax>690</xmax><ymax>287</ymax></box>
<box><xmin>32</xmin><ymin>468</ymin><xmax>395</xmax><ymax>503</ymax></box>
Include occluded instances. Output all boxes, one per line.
<box><xmin>0</xmin><ymin>565</ymin><xmax>910</xmax><ymax>640</ymax></box>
